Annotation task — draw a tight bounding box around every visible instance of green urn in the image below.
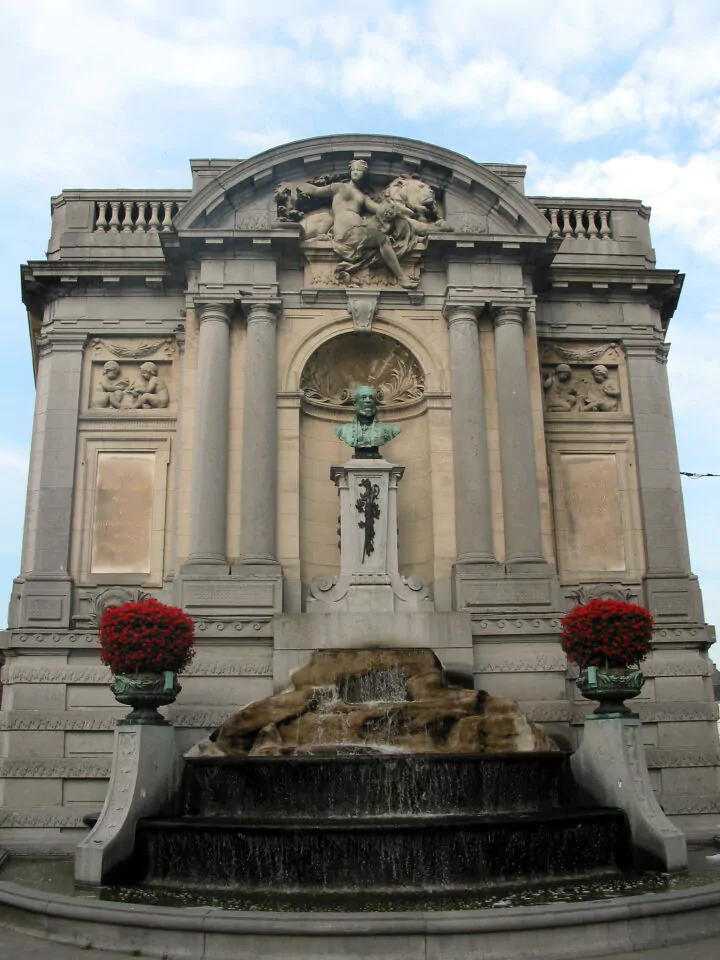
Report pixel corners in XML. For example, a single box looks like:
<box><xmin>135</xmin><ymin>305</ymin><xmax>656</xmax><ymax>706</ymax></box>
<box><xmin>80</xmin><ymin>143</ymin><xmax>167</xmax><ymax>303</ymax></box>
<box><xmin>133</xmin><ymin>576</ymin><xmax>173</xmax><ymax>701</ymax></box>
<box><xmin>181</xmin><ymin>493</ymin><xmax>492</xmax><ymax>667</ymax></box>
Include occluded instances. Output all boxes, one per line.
<box><xmin>576</xmin><ymin>664</ymin><xmax>645</xmax><ymax>718</ymax></box>
<box><xmin>110</xmin><ymin>670</ymin><xmax>181</xmax><ymax>725</ymax></box>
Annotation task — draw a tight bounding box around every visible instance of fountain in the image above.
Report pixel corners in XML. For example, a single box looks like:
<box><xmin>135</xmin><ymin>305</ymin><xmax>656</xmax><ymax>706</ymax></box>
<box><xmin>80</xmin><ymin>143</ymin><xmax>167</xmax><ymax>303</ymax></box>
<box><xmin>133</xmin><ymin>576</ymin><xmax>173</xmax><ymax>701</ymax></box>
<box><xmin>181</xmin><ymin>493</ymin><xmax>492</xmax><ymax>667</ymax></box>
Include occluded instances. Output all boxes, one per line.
<box><xmin>113</xmin><ymin>647</ymin><xmax>626</xmax><ymax>894</ymax></box>
<box><xmin>4</xmin><ymin>386</ymin><xmax>712</xmax><ymax>960</ymax></box>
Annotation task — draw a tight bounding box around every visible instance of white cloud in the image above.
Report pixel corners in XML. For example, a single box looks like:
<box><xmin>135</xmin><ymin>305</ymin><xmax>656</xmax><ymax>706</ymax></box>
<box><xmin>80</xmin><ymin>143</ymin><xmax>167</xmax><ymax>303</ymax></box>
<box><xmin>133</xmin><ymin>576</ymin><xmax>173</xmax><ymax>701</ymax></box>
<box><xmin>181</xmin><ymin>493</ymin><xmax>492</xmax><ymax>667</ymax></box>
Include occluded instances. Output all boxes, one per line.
<box><xmin>1</xmin><ymin>0</ymin><xmax>719</xmax><ymax>190</ymax></box>
<box><xmin>528</xmin><ymin>151</ymin><xmax>720</xmax><ymax>263</ymax></box>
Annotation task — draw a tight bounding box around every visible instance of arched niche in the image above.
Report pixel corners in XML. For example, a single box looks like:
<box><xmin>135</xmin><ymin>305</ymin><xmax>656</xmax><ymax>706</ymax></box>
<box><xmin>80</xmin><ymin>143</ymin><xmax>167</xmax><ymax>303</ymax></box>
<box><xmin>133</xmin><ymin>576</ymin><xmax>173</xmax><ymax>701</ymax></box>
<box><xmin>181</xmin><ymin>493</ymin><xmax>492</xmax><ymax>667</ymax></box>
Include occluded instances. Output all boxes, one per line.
<box><xmin>298</xmin><ymin>332</ymin><xmax>434</xmax><ymax>589</ymax></box>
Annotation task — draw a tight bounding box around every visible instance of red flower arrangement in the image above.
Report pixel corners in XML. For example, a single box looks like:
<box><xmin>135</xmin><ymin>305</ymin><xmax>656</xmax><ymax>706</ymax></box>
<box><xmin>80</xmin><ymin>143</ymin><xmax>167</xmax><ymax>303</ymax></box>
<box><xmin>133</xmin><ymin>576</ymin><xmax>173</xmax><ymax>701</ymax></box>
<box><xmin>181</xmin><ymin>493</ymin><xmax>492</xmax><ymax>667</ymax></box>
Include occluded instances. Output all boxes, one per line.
<box><xmin>99</xmin><ymin>598</ymin><xmax>195</xmax><ymax>675</ymax></box>
<box><xmin>560</xmin><ymin>599</ymin><xmax>654</xmax><ymax>669</ymax></box>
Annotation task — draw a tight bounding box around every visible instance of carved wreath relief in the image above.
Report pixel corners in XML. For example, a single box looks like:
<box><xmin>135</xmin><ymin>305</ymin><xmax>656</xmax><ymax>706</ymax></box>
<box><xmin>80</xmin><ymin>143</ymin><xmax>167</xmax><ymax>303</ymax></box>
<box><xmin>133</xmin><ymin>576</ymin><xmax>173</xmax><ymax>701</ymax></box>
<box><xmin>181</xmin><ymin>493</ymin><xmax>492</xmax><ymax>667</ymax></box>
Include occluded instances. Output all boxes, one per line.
<box><xmin>541</xmin><ymin>343</ymin><xmax>622</xmax><ymax>414</ymax></box>
<box><xmin>301</xmin><ymin>333</ymin><xmax>425</xmax><ymax>407</ymax></box>
<box><xmin>275</xmin><ymin>162</ymin><xmax>450</xmax><ymax>288</ymax></box>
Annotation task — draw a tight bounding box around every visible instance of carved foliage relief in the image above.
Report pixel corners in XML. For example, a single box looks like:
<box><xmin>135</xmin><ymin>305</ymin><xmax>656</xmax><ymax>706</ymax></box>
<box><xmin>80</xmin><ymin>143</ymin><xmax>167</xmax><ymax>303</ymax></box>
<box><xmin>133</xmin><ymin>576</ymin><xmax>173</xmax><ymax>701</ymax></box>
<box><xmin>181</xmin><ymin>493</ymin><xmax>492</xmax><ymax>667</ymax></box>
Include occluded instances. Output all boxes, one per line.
<box><xmin>300</xmin><ymin>333</ymin><xmax>425</xmax><ymax>408</ymax></box>
<box><xmin>87</xmin><ymin>338</ymin><xmax>175</xmax><ymax>412</ymax></box>
<box><xmin>541</xmin><ymin>342</ymin><xmax>623</xmax><ymax>415</ymax></box>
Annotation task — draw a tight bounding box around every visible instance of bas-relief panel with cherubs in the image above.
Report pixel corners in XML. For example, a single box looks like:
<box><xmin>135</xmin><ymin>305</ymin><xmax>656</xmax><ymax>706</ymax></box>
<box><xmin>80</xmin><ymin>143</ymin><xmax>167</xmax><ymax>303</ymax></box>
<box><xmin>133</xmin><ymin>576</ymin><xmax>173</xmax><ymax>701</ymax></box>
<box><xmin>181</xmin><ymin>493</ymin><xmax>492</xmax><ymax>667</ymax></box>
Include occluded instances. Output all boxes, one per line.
<box><xmin>541</xmin><ymin>342</ymin><xmax>625</xmax><ymax>416</ymax></box>
<box><xmin>86</xmin><ymin>338</ymin><xmax>176</xmax><ymax>414</ymax></box>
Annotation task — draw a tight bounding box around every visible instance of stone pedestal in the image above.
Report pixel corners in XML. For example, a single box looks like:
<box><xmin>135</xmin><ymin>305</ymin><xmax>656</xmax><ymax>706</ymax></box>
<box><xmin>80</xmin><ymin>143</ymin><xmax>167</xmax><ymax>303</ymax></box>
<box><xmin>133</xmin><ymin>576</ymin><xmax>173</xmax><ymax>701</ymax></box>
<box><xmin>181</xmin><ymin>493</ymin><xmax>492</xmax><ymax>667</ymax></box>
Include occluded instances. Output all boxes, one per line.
<box><xmin>75</xmin><ymin>722</ymin><xmax>182</xmax><ymax>885</ymax></box>
<box><xmin>308</xmin><ymin>458</ymin><xmax>432</xmax><ymax>612</ymax></box>
<box><xmin>570</xmin><ymin>716</ymin><xmax>687</xmax><ymax>871</ymax></box>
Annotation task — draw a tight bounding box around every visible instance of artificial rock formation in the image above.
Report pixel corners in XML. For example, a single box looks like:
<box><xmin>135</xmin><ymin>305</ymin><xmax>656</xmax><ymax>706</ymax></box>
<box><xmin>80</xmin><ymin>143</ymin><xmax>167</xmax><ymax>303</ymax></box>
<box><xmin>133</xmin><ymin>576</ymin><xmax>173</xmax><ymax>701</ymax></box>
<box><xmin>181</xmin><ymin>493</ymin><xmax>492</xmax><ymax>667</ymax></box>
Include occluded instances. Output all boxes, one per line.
<box><xmin>207</xmin><ymin>649</ymin><xmax>557</xmax><ymax>757</ymax></box>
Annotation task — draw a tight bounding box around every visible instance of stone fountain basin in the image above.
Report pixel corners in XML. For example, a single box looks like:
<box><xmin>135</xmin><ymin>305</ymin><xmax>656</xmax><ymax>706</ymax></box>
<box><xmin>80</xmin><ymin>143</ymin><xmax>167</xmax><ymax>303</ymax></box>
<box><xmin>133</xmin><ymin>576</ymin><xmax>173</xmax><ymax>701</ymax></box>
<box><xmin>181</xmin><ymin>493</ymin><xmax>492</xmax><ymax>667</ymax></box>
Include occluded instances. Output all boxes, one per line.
<box><xmin>180</xmin><ymin>751</ymin><xmax>572</xmax><ymax>819</ymax></box>
<box><xmin>114</xmin><ymin>751</ymin><xmax>629</xmax><ymax>894</ymax></box>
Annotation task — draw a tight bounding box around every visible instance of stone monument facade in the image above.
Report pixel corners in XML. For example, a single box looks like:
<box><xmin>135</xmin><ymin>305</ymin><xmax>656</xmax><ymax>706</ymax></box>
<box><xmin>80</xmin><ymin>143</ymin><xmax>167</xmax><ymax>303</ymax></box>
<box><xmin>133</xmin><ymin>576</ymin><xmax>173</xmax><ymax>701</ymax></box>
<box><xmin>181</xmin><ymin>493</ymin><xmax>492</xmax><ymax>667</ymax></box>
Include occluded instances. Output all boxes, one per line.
<box><xmin>1</xmin><ymin>135</ymin><xmax>718</xmax><ymax>850</ymax></box>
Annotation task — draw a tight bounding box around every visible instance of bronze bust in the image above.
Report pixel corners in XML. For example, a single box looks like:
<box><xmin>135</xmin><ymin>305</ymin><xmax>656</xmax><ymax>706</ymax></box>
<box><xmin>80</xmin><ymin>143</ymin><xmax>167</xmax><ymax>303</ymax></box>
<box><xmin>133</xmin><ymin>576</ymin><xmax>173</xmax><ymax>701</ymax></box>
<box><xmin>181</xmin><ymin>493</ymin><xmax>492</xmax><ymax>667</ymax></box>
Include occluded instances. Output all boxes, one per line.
<box><xmin>334</xmin><ymin>386</ymin><xmax>400</xmax><ymax>458</ymax></box>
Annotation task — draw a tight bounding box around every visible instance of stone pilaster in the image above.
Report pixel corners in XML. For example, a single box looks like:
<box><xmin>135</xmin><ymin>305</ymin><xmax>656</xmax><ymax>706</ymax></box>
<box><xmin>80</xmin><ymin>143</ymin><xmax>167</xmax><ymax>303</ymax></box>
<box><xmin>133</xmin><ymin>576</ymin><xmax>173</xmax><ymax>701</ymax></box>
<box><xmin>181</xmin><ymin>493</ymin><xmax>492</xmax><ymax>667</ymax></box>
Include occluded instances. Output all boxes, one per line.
<box><xmin>442</xmin><ymin>302</ymin><xmax>495</xmax><ymax>564</ymax></box>
<box><xmin>625</xmin><ymin>341</ymin><xmax>702</xmax><ymax>621</ymax></box>
<box><xmin>492</xmin><ymin>304</ymin><xmax>545</xmax><ymax>565</ymax></box>
<box><xmin>10</xmin><ymin>331</ymin><xmax>86</xmax><ymax>629</ymax></box>
<box><xmin>185</xmin><ymin>302</ymin><xmax>231</xmax><ymax>569</ymax></box>
<box><xmin>238</xmin><ymin>300</ymin><xmax>281</xmax><ymax>569</ymax></box>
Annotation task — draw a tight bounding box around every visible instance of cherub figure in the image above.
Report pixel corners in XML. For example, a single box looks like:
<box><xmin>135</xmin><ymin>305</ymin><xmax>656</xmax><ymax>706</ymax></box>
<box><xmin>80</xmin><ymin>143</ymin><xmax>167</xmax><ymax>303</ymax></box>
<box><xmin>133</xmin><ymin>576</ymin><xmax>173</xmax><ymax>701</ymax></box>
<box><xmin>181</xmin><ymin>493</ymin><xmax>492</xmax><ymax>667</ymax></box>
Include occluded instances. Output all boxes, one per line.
<box><xmin>579</xmin><ymin>364</ymin><xmax>621</xmax><ymax>412</ymax></box>
<box><xmin>543</xmin><ymin>363</ymin><xmax>578</xmax><ymax>412</ymax></box>
<box><xmin>93</xmin><ymin>361</ymin><xmax>129</xmax><ymax>409</ymax></box>
<box><xmin>129</xmin><ymin>362</ymin><xmax>170</xmax><ymax>409</ymax></box>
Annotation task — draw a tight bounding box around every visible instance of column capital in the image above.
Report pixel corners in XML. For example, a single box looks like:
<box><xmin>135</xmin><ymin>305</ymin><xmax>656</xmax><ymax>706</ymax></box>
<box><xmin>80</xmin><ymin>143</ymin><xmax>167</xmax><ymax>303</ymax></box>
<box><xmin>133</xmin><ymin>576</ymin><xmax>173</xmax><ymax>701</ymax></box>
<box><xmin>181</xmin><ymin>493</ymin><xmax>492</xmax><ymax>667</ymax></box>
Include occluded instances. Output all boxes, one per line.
<box><xmin>623</xmin><ymin>339</ymin><xmax>670</xmax><ymax>364</ymax></box>
<box><xmin>197</xmin><ymin>301</ymin><xmax>232</xmax><ymax>325</ymax></box>
<box><xmin>36</xmin><ymin>332</ymin><xmax>88</xmax><ymax>356</ymax></box>
<box><xmin>491</xmin><ymin>303</ymin><xmax>529</xmax><ymax>327</ymax></box>
<box><xmin>442</xmin><ymin>301</ymin><xmax>481</xmax><ymax>326</ymax></box>
<box><xmin>241</xmin><ymin>299</ymin><xmax>282</xmax><ymax>324</ymax></box>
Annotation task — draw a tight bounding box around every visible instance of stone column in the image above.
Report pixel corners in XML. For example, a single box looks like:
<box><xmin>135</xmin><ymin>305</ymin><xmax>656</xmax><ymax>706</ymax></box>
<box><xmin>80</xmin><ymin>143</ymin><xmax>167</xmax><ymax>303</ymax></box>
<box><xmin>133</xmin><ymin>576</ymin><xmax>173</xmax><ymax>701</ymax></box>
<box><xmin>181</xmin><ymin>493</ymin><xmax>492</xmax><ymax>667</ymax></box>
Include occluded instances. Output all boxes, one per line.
<box><xmin>492</xmin><ymin>304</ymin><xmax>544</xmax><ymax>564</ymax></box>
<box><xmin>11</xmin><ymin>331</ymin><xmax>85</xmax><ymax>628</ymax></box>
<box><xmin>238</xmin><ymin>300</ymin><xmax>281</xmax><ymax>565</ymax></box>
<box><xmin>626</xmin><ymin>343</ymin><xmax>691</xmax><ymax>576</ymax></box>
<box><xmin>625</xmin><ymin>341</ymin><xmax>702</xmax><ymax>621</ymax></box>
<box><xmin>443</xmin><ymin>303</ymin><xmax>495</xmax><ymax>563</ymax></box>
<box><xmin>186</xmin><ymin>302</ymin><xmax>231</xmax><ymax>567</ymax></box>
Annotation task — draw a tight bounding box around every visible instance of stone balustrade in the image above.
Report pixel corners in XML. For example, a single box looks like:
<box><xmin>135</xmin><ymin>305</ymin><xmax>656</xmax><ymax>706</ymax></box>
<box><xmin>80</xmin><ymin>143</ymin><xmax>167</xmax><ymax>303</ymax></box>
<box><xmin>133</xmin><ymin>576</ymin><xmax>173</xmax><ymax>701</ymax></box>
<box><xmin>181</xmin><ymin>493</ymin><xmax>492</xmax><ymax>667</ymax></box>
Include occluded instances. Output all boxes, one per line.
<box><xmin>539</xmin><ymin>205</ymin><xmax>613</xmax><ymax>240</ymax></box>
<box><xmin>94</xmin><ymin>199</ymin><xmax>185</xmax><ymax>233</ymax></box>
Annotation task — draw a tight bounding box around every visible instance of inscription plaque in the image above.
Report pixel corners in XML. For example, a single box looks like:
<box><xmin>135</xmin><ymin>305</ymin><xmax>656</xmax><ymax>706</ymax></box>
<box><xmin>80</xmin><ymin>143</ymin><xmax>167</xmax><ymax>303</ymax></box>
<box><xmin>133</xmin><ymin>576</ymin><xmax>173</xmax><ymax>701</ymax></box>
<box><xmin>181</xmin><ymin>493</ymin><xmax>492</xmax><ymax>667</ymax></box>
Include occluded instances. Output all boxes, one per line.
<box><xmin>184</xmin><ymin>581</ymin><xmax>275</xmax><ymax>608</ymax></box>
<box><xmin>91</xmin><ymin>452</ymin><xmax>155</xmax><ymax>574</ymax></box>
<box><xmin>462</xmin><ymin>581</ymin><xmax>551</xmax><ymax>607</ymax></box>
<box><xmin>558</xmin><ymin>453</ymin><xmax>626</xmax><ymax>573</ymax></box>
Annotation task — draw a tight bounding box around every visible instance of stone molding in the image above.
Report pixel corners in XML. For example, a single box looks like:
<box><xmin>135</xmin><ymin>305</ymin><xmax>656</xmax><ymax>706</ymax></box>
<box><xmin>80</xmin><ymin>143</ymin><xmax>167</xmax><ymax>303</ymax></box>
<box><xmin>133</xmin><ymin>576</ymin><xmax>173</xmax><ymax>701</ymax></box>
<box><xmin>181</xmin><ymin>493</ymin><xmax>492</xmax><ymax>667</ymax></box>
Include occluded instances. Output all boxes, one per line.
<box><xmin>194</xmin><ymin>618</ymin><xmax>273</xmax><ymax>636</ymax></box>
<box><xmin>645</xmin><ymin>748</ymin><xmax>720</xmax><ymax>769</ymax></box>
<box><xmin>4</xmin><ymin>632</ymin><xmax>99</xmax><ymax>648</ymax></box>
<box><xmin>1</xmin><ymin>658</ymin><xmax>272</xmax><ymax>684</ymax></box>
<box><xmin>3</xmin><ymin>621</ymin><xmax>273</xmax><ymax>646</ymax></box>
<box><xmin>0</xmin><ymin>758</ymin><xmax>111</xmax><ymax>778</ymax></box>
<box><xmin>472</xmin><ymin>617</ymin><xmax>563</xmax><ymax>633</ymax></box>
<box><xmin>570</xmin><ymin>702</ymin><xmax>718</xmax><ymax>724</ymax></box>
<box><xmin>474</xmin><ymin>655</ymin><xmax>567</xmax><ymax>673</ymax></box>
<box><xmin>660</xmin><ymin>795</ymin><xmax>720</xmax><ymax>815</ymax></box>
<box><xmin>77</xmin><ymin>417</ymin><xmax>178</xmax><ymax>430</ymax></box>
<box><xmin>521</xmin><ymin>702</ymin><xmax>573</xmax><ymax>723</ymax></box>
<box><xmin>166</xmin><ymin>708</ymin><xmax>236</xmax><ymax>727</ymax></box>
<box><xmin>643</xmin><ymin>659</ymin><xmax>715</xmax><ymax>678</ymax></box>
<box><xmin>0</xmin><ymin>712</ymin><xmax>120</xmax><ymax>731</ymax></box>
<box><xmin>0</xmin><ymin>807</ymin><xmax>95</xmax><ymax>828</ymax></box>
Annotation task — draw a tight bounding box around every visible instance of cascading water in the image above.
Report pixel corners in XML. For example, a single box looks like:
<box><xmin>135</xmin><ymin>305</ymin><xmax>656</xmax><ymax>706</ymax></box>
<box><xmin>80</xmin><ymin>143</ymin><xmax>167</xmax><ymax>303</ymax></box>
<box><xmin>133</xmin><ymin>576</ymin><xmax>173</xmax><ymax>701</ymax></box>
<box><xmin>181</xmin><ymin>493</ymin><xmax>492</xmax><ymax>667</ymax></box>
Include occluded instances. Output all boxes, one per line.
<box><xmin>119</xmin><ymin>649</ymin><xmax>629</xmax><ymax>894</ymax></box>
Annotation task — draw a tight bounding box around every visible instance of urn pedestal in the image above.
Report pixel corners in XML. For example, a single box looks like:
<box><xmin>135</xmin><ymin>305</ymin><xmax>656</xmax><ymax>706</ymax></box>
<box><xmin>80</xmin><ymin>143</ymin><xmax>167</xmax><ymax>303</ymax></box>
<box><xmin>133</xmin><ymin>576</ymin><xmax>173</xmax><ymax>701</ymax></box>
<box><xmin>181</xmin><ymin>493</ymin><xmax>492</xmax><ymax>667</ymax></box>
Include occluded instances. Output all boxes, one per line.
<box><xmin>308</xmin><ymin>458</ymin><xmax>432</xmax><ymax>612</ymax></box>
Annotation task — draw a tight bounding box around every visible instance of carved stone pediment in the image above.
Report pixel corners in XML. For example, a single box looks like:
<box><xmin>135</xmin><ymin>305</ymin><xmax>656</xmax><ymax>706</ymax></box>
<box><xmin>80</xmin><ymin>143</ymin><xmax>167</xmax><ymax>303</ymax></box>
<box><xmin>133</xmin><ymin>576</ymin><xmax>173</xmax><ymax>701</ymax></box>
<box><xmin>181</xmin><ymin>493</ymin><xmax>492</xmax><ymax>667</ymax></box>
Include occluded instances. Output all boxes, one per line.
<box><xmin>300</xmin><ymin>332</ymin><xmax>424</xmax><ymax>408</ymax></box>
<box><xmin>173</xmin><ymin>137</ymin><xmax>552</xmax><ymax>289</ymax></box>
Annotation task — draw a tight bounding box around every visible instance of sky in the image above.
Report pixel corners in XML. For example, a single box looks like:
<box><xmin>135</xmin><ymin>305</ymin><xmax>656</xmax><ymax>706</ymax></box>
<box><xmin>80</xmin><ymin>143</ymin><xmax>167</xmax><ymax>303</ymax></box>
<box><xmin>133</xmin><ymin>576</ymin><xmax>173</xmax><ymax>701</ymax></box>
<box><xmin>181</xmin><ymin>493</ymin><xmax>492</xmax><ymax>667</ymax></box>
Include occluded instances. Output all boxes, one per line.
<box><xmin>1</xmin><ymin>0</ymin><xmax>719</xmax><ymax>655</ymax></box>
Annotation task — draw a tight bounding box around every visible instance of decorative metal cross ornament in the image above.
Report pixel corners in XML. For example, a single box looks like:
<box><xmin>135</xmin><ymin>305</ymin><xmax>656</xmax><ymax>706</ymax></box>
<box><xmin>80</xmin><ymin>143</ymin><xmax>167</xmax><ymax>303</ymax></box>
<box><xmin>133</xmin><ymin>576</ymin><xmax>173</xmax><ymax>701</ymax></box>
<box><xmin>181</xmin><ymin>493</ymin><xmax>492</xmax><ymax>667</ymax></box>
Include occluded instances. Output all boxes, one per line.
<box><xmin>356</xmin><ymin>479</ymin><xmax>381</xmax><ymax>562</ymax></box>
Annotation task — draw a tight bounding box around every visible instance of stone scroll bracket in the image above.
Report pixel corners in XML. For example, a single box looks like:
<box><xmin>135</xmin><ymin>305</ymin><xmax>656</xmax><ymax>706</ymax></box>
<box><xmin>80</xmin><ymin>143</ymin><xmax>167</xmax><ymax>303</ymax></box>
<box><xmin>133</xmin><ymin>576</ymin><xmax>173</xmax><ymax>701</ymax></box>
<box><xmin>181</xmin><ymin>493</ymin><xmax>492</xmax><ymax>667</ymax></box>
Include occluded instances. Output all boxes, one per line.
<box><xmin>75</xmin><ymin>723</ymin><xmax>182</xmax><ymax>885</ymax></box>
<box><xmin>570</xmin><ymin>717</ymin><xmax>687</xmax><ymax>872</ymax></box>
